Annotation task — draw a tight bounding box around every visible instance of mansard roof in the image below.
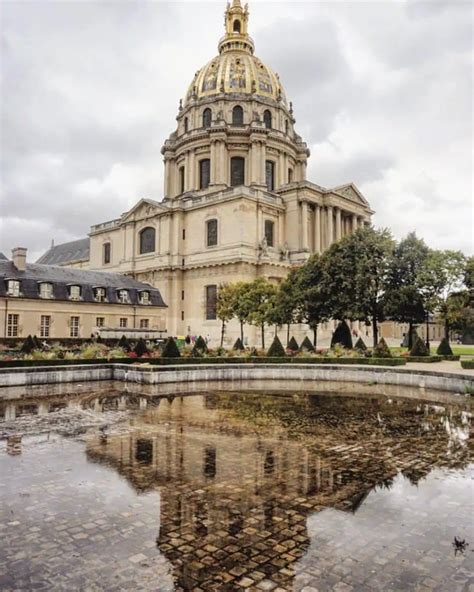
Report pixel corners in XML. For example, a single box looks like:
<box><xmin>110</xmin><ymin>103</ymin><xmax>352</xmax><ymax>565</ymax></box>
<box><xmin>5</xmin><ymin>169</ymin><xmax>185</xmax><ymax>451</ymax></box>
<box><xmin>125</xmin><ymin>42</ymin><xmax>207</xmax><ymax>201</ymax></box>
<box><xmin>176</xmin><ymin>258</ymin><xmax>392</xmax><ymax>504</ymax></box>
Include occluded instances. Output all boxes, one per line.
<box><xmin>36</xmin><ymin>238</ymin><xmax>90</xmax><ymax>265</ymax></box>
<box><xmin>0</xmin><ymin>260</ymin><xmax>167</xmax><ymax>307</ymax></box>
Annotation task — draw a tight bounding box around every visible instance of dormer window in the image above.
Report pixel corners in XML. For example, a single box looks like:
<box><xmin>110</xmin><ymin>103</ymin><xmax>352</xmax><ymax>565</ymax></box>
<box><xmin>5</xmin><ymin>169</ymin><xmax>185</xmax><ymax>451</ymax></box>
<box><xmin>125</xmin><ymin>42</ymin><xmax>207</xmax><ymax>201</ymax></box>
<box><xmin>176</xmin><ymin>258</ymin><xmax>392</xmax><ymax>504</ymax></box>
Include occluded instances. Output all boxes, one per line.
<box><xmin>7</xmin><ymin>280</ymin><xmax>20</xmax><ymax>297</ymax></box>
<box><xmin>69</xmin><ymin>285</ymin><xmax>81</xmax><ymax>301</ymax></box>
<box><xmin>94</xmin><ymin>287</ymin><xmax>106</xmax><ymax>303</ymax></box>
<box><xmin>140</xmin><ymin>291</ymin><xmax>150</xmax><ymax>305</ymax></box>
<box><xmin>118</xmin><ymin>289</ymin><xmax>129</xmax><ymax>304</ymax></box>
<box><xmin>39</xmin><ymin>282</ymin><xmax>53</xmax><ymax>299</ymax></box>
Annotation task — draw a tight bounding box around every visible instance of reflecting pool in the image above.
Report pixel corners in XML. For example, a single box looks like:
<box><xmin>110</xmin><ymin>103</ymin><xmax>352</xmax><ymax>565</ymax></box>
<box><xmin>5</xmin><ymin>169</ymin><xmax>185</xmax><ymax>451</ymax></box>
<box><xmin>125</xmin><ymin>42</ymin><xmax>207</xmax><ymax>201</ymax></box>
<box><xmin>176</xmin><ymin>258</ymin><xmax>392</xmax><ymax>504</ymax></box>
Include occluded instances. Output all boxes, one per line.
<box><xmin>0</xmin><ymin>384</ymin><xmax>473</xmax><ymax>591</ymax></box>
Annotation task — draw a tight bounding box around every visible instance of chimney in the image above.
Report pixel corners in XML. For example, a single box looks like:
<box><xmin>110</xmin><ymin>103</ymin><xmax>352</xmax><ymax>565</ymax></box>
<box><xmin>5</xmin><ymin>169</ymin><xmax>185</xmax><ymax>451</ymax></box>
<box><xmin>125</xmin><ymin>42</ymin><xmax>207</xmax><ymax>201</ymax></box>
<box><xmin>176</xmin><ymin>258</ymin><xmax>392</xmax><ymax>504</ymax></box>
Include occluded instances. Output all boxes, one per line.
<box><xmin>12</xmin><ymin>247</ymin><xmax>27</xmax><ymax>271</ymax></box>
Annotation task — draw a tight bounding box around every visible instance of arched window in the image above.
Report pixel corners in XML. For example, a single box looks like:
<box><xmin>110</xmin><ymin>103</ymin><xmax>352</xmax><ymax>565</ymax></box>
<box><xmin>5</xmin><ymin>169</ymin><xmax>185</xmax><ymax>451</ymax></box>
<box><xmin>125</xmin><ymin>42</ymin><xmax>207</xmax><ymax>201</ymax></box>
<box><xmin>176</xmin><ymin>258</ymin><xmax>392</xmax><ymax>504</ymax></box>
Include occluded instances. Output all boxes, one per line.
<box><xmin>199</xmin><ymin>159</ymin><xmax>211</xmax><ymax>190</ymax></box>
<box><xmin>285</xmin><ymin>119</ymin><xmax>289</xmax><ymax>134</ymax></box>
<box><xmin>203</xmin><ymin>108</ymin><xmax>212</xmax><ymax>128</ymax></box>
<box><xmin>264</xmin><ymin>220</ymin><xmax>275</xmax><ymax>247</ymax></box>
<box><xmin>184</xmin><ymin>117</ymin><xmax>189</xmax><ymax>133</ymax></box>
<box><xmin>265</xmin><ymin>160</ymin><xmax>275</xmax><ymax>192</ymax></box>
<box><xmin>232</xmin><ymin>105</ymin><xmax>244</xmax><ymax>126</ymax></box>
<box><xmin>103</xmin><ymin>242</ymin><xmax>111</xmax><ymax>264</ymax></box>
<box><xmin>233</xmin><ymin>19</ymin><xmax>241</xmax><ymax>33</ymax></box>
<box><xmin>263</xmin><ymin>110</ymin><xmax>272</xmax><ymax>129</ymax></box>
<box><xmin>139</xmin><ymin>227</ymin><xmax>156</xmax><ymax>254</ymax></box>
<box><xmin>205</xmin><ymin>285</ymin><xmax>217</xmax><ymax>320</ymax></box>
<box><xmin>231</xmin><ymin>157</ymin><xmax>245</xmax><ymax>186</ymax></box>
<box><xmin>206</xmin><ymin>219</ymin><xmax>218</xmax><ymax>247</ymax></box>
<box><xmin>288</xmin><ymin>168</ymin><xmax>293</xmax><ymax>183</ymax></box>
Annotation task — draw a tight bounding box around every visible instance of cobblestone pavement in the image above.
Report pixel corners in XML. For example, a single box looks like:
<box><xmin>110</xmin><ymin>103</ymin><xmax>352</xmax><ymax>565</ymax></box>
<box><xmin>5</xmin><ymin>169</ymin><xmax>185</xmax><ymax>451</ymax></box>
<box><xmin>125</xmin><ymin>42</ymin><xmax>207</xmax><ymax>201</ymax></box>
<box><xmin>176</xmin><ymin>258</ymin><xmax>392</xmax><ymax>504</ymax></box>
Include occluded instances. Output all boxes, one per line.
<box><xmin>0</xmin><ymin>387</ymin><xmax>473</xmax><ymax>591</ymax></box>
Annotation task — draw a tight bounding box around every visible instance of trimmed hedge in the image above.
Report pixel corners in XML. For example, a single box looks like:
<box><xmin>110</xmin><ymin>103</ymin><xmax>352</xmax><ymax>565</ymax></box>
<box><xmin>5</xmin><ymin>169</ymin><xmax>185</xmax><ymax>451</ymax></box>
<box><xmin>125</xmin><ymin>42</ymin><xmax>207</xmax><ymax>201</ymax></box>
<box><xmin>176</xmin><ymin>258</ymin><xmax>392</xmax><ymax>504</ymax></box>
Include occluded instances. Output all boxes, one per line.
<box><xmin>405</xmin><ymin>356</ymin><xmax>442</xmax><ymax>363</ymax></box>
<box><xmin>440</xmin><ymin>355</ymin><xmax>460</xmax><ymax>361</ymax></box>
<box><xmin>287</xmin><ymin>337</ymin><xmax>299</xmax><ymax>352</ymax></box>
<box><xmin>461</xmin><ymin>360</ymin><xmax>474</xmax><ymax>369</ymax></box>
<box><xmin>267</xmin><ymin>336</ymin><xmax>286</xmax><ymax>357</ymax></box>
<box><xmin>437</xmin><ymin>337</ymin><xmax>454</xmax><ymax>356</ymax></box>
<box><xmin>0</xmin><ymin>356</ymin><xmax>408</xmax><ymax>369</ymax></box>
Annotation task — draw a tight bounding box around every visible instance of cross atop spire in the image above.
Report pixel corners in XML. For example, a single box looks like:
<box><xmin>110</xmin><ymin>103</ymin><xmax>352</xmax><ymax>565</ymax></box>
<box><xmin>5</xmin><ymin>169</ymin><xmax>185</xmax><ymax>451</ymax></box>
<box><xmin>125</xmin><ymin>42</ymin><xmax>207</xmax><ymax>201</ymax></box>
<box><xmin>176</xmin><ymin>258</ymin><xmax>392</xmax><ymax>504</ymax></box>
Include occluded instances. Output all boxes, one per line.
<box><xmin>219</xmin><ymin>1</ymin><xmax>254</xmax><ymax>54</ymax></box>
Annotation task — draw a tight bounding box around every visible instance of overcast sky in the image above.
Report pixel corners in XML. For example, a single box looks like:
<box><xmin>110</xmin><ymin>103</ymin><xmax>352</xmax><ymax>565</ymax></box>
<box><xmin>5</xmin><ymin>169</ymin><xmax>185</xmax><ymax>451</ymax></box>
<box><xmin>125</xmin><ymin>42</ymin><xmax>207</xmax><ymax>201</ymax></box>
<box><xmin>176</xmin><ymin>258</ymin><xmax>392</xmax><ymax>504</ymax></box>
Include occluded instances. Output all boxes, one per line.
<box><xmin>1</xmin><ymin>0</ymin><xmax>472</xmax><ymax>260</ymax></box>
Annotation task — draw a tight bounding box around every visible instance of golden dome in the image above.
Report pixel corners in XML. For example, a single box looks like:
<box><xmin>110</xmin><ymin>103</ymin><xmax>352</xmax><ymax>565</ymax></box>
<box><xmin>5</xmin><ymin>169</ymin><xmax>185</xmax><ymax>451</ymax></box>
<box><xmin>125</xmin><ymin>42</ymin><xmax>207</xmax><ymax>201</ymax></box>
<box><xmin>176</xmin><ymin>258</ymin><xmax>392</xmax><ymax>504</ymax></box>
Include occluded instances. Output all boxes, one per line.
<box><xmin>184</xmin><ymin>1</ymin><xmax>288</xmax><ymax>107</ymax></box>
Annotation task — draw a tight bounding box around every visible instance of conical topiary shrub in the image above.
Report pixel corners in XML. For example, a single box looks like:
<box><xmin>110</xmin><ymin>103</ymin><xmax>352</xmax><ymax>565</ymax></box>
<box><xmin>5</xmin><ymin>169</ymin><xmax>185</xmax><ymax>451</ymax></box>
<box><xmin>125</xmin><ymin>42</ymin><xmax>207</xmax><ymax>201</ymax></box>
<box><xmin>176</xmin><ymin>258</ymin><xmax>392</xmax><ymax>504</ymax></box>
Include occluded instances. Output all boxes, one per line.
<box><xmin>134</xmin><ymin>338</ymin><xmax>149</xmax><ymax>358</ymax></box>
<box><xmin>267</xmin><ymin>336</ymin><xmax>286</xmax><ymax>357</ymax></box>
<box><xmin>437</xmin><ymin>337</ymin><xmax>453</xmax><ymax>356</ymax></box>
<box><xmin>233</xmin><ymin>337</ymin><xmax>245</xmax><ymax>351</ymax></box>
<box><xmin>373</xmin><ymin>337</ymin><xmax>392</xmax><ymax>358</ymax></box>
<box><xmin>330</xmin><ymin>321</ymin><xmax>353</xmax><ymax>349</ymax></box>
<box><xmin>410</xmin><ymin>335</ymin><xmax>429</xmax><ymax>357</ymax></box>
<box><xmin>33</xmin><ymin>335</ymin><xmax>41</xmax><ymax>349</ymax></box>
<box><xmin>192</xmin><ymin>335</ymin><xmax>208</xmax><ymax>356</ymax></box>
<box><xmin>161</xmin><ymin>337</ymin><xmax>181</xmax><ymax>358</ymax></box>
<box><xmin>287</xmin><ymin>337</ymin><xmax>299</xmax><ymax>352</ymax></box>
<box><xmin>299</xmin><ymin>336</ymin><xmax>315</xmax><ymax>353</ymax></box>
<box><xmin>20</xmin><ymin>335</ymin><xmax>37</xmax><ymax>354</ymax></box>
<box><xmin>118</xmin><ymin>334</ymin><xmax>131</xmax><ymax>352</ymax></box>
<box><xmin>354</xmin><ymin>337</ymin><xmax>368</xmax><ymax>352</ymax></box>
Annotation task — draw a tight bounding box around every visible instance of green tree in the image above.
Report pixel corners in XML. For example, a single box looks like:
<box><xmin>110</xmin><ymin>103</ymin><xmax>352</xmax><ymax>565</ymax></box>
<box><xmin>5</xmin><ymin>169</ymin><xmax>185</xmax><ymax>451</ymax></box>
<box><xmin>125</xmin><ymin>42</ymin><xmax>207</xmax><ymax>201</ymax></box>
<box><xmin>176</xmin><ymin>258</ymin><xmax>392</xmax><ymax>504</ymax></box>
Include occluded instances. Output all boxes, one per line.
<box><xmin>232</xmin><ymin>281</ymin><xmax>254</xmax><ymax>344</ymax></box>
<box><xmin>298</xmin><ymin>254</ymin><xmax>330</xmax><ymax>347</ymax></box>
<box><xmin>384</xmin><ymin>233</ymin><xmax>429</xmax><ymax>348</ymax></box>
<box><xmin>269</xmin><ymin>269</ymin><xmax>301</xmax><ymax>345</ymax></box>
<box><xmin>246</xmin><ymin>278</ymin><xmax>278</xmax><ymax>349</ymax></box>
<box><xmin>322</xmin><ymin>227</ymin><xmax>395</xmax><ymax>347</ymax></box>
<box><xmin>216</xmin><ymin>283</ymin><xmax>237</xmax><ymax>348</ymax></box>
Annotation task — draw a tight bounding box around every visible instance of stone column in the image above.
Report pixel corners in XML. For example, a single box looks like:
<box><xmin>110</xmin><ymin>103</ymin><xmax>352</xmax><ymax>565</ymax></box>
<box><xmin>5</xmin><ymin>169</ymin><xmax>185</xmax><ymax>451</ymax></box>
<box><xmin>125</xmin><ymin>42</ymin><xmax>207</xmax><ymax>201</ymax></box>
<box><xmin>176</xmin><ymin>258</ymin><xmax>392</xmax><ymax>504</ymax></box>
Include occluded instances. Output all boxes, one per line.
<box><xmin>301</xmin><ymin>201</ymin><xmax>309</xmax><ymax>251</ymax></box>
<box><xmin>278</xmin><ymin>214</ymin><xmax>284</xmax><ymax>247</ymax></box>
<box><xmin>210</xmin><ymin>141</ymin><xmax>217</xmax><ymax>185</ymax></box>
<box><xmin>164</xmin><ymin>157</ymin><xmax>171</xmax><ymax>198</ymax></box>
<box><xmin>260</xmin><ymin>142</ymin><xmax>267</xmax><ymax>186</ymax></box>
<box><xmin>327</xmin><ymin>206</ymin><xmax>334</xmax><ymax>248</ymax></box>
<box><xmin>220</xmin><ymin>141</ymin><xmax>227</xmax><ymax>185</ymax></box>
<box><xmin>335</xmin><ymin>208</ymin><xmax>342</xmax><ymax>241</ymax></box>
<box><xmin>250</xmin><ymin>141</ymin><xmax>259</xmax><ymax>185</ymax></box>
<box><xmin>314</xmin><ymin>205</ymin><xmax>322</xmax><ymax>253</ymax></box>
<box><xmin>352</xmin><ymin>214</ymin><xmax>358</xmax><ymax>233</ymax></box>
<box><xmin>257</xmin><ymin>206</ymin><xmax>263</xmax><ymax>244</ymax></box>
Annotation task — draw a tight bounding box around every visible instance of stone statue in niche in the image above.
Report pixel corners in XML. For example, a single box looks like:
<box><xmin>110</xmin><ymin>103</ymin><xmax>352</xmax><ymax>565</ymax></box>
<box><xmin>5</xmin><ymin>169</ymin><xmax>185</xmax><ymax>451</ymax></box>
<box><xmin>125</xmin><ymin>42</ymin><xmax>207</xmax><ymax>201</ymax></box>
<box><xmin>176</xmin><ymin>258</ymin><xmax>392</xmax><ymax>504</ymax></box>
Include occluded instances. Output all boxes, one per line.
<box><xmin>280</xmin><ymin>242</ymin><xmax>290</xmax><ymax>261</ymax></box>
<box><xmin>258</xmin><ymin>235</ymin><xmax>269</xmax><ymax>259</ymax></box>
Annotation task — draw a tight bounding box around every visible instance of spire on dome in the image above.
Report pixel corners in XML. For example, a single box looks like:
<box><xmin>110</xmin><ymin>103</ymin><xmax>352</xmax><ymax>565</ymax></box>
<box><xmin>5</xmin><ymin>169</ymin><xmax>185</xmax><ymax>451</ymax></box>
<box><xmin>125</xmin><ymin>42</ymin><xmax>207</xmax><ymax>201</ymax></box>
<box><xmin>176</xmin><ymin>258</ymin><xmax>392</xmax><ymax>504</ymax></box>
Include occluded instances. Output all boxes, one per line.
<box><xmin>218</xmin><ymin>1</ymin><xmax>254</xmax><ymax>55</ymax></box>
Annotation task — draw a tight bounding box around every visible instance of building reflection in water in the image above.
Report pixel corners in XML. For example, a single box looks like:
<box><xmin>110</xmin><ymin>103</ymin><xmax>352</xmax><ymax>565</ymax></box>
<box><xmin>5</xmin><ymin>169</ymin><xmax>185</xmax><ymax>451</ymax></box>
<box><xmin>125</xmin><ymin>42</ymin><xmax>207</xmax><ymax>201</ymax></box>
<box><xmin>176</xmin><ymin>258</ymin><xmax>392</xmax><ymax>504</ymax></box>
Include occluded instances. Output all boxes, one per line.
<box><xmin>83</xmin><ymin>391</ymin><xmax>471</xmax><ymax>590</ymax></box>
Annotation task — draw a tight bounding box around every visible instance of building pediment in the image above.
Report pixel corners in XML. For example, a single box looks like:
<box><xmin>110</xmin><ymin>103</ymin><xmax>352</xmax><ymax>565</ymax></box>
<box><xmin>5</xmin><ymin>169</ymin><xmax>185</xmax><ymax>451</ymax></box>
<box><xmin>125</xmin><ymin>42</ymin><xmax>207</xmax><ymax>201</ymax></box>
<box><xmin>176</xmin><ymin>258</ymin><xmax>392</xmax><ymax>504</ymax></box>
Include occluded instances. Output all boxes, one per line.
<box><xmin>328</xmin><ymin>183</ymin><xmax>370</xmax><ymax>207</ymax></box>
<box><xmin>121</xmin><ymin>199</ymin><xmax>168</xmax><ymax>223</ymax></box>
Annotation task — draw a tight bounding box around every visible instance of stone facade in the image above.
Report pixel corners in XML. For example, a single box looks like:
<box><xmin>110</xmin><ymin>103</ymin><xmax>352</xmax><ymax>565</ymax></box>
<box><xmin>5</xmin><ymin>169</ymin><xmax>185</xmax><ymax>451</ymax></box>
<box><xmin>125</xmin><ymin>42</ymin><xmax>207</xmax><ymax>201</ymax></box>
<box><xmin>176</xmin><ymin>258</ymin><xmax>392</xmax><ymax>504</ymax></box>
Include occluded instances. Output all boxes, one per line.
<box><xmin>38</xmin><ymin>0</ymin><xmax>374</xmax><ymax>346</ymax></box>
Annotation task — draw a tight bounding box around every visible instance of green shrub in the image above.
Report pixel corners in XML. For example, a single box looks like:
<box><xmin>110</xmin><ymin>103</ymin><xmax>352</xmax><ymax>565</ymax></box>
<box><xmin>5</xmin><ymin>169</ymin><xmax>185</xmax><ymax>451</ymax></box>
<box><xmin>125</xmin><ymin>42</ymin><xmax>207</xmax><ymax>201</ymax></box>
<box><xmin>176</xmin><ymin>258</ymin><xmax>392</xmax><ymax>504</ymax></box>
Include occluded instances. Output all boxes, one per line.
<box><xmin>373</xmin><ymin>338</ymin><xmax>392</xmax><ymax>358</ymax></box>
<box><xmin>161</xmin><ymin>337</ymin><xmax>181</xmax><ymax>358</ymax></box>
<box><xmin>287</xmin><ymin>337</ymin><xmax>299</xmax><ymax>352</ymax></box>
<box><xmin>461</xmin><ymin>360</ymin><xmax>474</xmax><ymax>369</ymax></box>
<box><xmin>331</xmin><ymin>321</ymin><xmax>353</xmax><ymax>349</ymax></box>
<box><xmin>410</xmin><ymin>335</ymin><xmax>429</xmax><ymax>357</ymax></box>
<box><xmin>267</xmin><ymin>336</ymin><xmax>286</xmax><ymax>357</ymax></box>
<box><xmin>21</xmin><ymin>335</ymin><xmax>37</xmax><ymax>354</ymax></box>
<box><xmin>233</xmin><ymin>337</ymin><xmax>245</xmax><ymax>351</ymax></box>
<box><xmin>437</xmin><ymin>337</ymin><xmax>453</xmax><ymax>356</ymax></box>
<box><xmin>299</xmin><ymin>336</ymin><xmax>315</xmax><ymax>353</ymax></box>
<box><xmin>192</xmin><ymin>336</ymin><xmax>208</xmax><ymax>355</ymax></box>
<box><xmin>118</xmin><ymin>335</ymin><xmax>132</xmax><ymax>352</ymax></box>
<box><xmin>406</xmin><ymin>356</ymin><xmax>442</xmax><ymax>363</ymax></box>
<box><xmin>354</xmin><ymin>337</ymin><xmax>367</xmax><ymax>352</ymax></box>
<box><xmin>134</xmin><ymin>338</ymin><xmax>149</xmax><ymax>358</ymax></box>
<box><xmin>81</xmin><ymin>344</ymin><xmax>107</xmax><ymax>360</ymax></box>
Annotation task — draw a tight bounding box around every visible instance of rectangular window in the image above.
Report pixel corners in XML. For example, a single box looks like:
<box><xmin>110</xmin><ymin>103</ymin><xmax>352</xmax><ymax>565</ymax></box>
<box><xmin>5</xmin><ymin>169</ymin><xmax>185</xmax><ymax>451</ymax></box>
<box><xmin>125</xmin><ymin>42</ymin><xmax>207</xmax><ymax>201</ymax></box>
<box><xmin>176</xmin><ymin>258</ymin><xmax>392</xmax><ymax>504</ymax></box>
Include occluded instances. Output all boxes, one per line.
<box><xmin>39</xmin><ymin>283</ymin><xmax>53</xmax><ymax>299</ymax></box>
<box><xmin>181</xmin><ymin>311</ymin><xmax>185</xmax><ymax>321</ymax></box>
<box><xmin>140</xmin><ymin>291</ymin><xmax>150</xmax><ymax>305</ymax></box>
<box><xmin>230</xmin><ymin>157</ymin><xmax>245</xmax><ymax>187</ymax></box>
<box><xmin>179</xmin><ymin>166</ymin><xmax>185</xmax><ymax>194</ymax></box>
<box><xmin>103</xmin><ymin>242</ymin><xmax>111</xmax><ymax>265</ymax></box>
<box><xmin>118</xmin><ymin>290</ymin><xmax>129</xmax><ymax>304</ymax></box>
<box><xmin>206</xmin><ymin>219</ymin><xmax>218</xmax><ymax>247</ymax></box>
<box><xmin>182</xmin><ymin>229</ymin><xmax>186</xmax><ymax>240</ymax></box>
<box><xmin>199</xmin><ymin>159</ymin><xmax>211</xmax><ymax>190</ymax></box>
<box><xmin>119</xmin><ymin>318</ymin><xmax>128</xmax><ymax>328</ymax></box>
<box><xmin>264</xmin><ymin>220</ymin><xmax>275</xmax><ymax>248</ymax></box>
<box><xmin>181</xmin><ymin>290</ymin><xmax>185</xmax><ymax>301</ymax></box>
<box><xmin>70</xmin><ymin>316</ymin><xmax>80</xmax><ymax>338</ymax></box>
<box><xmin>95</xmin><ymin>287</ymin><xmax>106</xmax><ymax>303</ymax></box>
<box><xmin>40</xmin><ymin>315</ymin><xmax>51</xmax><ymax>338</ymax></box>
<box><xmin>140</xmin><ymin>319</ymin><xmax>149</xmax><ymax>329</ymax></box>
<box><xmin>69</xmin><ymin>285</ymin><xmax>81</xmax><ymax>300</ymax></box>
<box><xmin>7</xmin><ymin>280</ymin><xmax>20</xmax><ymax>297</ymax></box>
<box><xmin>288</xmin><ymin>168</ymin><xmax>293</xmax><ymax>183</ymax></box>
<box><xmin>7</xmin><ymin>314</ymin><xmax>19</xmax><ymax>337</ymax></box>
<box><xmin>96</xmin><ymin>317</ymin><xmax>105</xmax><ymax>328</ymax></box>
<box><xmin>265</xmin><ymin>160</ymin><xmax>275</xmax><ymax>192</ymax></box>
<box><xmin>205</xmin><ymin>285</ymin><xmax>217</xmax><ymax>320</ymax></box>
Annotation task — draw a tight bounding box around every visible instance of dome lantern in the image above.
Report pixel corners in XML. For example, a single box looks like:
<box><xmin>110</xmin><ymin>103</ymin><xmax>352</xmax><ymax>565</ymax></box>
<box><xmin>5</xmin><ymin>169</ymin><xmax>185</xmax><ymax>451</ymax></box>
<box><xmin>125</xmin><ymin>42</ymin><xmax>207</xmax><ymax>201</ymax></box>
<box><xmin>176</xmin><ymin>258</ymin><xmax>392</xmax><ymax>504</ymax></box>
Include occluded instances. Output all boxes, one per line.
<box><xmin>218</xmin><ymin>1</ymin><xmax>254</xmax><ymax>55</ymax></box>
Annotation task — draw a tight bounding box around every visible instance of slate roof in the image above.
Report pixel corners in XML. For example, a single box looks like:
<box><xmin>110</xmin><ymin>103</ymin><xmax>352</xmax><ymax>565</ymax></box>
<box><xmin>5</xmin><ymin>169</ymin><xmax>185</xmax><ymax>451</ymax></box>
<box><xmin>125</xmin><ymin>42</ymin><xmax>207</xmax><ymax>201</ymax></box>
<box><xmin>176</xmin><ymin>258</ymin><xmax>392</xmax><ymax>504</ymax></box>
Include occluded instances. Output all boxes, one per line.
<box><xmin>36</xmin><ymin>238</ymin><xmax>90</xmax><ymax>265</ymax></box>
<box><xmin>0</xmin><ymin>253</ymin><xmax>8</xmax><ymax>261</ymax></box>
<box><xmin>0</xmin><ymin>261</ymin><xmax>167</xmax><ymax>307</ymax></box>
